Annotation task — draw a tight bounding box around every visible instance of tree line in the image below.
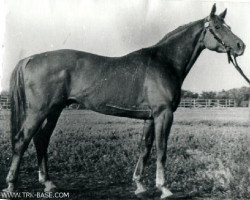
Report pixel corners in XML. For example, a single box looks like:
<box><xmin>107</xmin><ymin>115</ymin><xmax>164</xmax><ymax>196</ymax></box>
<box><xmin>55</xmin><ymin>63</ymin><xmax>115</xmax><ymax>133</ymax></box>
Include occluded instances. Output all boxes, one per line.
<box><xmin>181</xmin><ymin>86</ymin><xmax>250</xmax><ymax>107</ymax></box>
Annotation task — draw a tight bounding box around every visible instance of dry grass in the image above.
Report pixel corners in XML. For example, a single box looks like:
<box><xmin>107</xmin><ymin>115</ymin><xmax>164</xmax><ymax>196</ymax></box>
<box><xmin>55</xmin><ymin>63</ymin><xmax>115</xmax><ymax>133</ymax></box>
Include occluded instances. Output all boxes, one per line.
<box><xmin>0</xmin><ymin>108</ymin><xmax>249</xmax><ymax>199</ymax></box>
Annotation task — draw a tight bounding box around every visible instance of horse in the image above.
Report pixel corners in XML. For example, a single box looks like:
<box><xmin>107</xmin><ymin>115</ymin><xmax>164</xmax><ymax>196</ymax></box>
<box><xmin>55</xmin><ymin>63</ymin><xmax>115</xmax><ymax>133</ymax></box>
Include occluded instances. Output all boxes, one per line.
<box><xmin>4</xmin><ymin>4</ymin><xmax>245</xmax><ymax>199</ymax></box>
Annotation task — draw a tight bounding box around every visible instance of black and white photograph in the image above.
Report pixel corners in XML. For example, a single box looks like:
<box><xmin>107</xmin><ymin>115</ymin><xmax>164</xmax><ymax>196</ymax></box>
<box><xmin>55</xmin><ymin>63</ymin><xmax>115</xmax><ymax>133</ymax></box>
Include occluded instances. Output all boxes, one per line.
<box><xmin>0</xmin><ymin>0</ymin><xmax>249</xmax><ymax>199</ymax></box>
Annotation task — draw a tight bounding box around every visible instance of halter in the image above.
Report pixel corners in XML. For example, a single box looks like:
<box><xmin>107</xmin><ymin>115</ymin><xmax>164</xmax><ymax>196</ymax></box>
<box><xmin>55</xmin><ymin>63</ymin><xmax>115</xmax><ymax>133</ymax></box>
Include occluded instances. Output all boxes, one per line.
<box><xmin>204</xmin><ymin>20</ymin><xmax>229</xmax><ymax>51</ymax></box>
<box><xmin>203</xmin><ymin>19</ymin><xmax>250</xmax><ymax>85</ymax></box>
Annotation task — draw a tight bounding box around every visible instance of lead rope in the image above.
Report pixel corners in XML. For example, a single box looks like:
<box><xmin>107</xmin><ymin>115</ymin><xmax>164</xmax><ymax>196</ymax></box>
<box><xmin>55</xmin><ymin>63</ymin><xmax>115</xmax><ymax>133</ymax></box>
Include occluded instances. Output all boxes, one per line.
<box><xmin>138</xmin><ymin>120</ymin><xmax>146</xmax><ymax>151</ymax></box>
<box><xmin>207</xmin><ymin>24</ymin><xmax>250</xmax><ymax>85</ymax></box>
<box><xmin>228</xmin><ymin>54</ymin><xmax>250</xmax><ymax>85</ymax></box>
<box><xmin>184</xmin><ymin>29</ymin><xmax>206</xmax><ymax>76</ymax></box>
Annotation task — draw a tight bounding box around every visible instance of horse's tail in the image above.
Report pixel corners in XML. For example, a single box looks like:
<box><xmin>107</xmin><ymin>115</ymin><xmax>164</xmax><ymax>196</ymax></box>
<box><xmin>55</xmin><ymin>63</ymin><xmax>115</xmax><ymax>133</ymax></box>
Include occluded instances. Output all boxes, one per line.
<box><xmin>9</xmin><ymin>60</ymin><xmax>27</xmax><ymax>149</ymax></box>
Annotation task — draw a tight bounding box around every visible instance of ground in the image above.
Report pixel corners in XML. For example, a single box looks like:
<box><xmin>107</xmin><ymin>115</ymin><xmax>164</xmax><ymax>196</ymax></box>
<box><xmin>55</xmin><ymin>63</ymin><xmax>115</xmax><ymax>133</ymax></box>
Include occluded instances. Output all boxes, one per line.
<box><xmin>0</xmin><ymin>108</ymin><xmax>249</xmax><ymax>199</ymax></box>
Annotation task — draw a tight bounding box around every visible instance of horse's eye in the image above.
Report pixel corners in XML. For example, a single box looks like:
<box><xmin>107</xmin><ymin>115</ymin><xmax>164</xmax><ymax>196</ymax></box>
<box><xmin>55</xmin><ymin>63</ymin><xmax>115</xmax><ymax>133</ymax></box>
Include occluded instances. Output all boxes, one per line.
<box><xmin>215</xmin><ymin>25</ymin><xmax>220</xmax><ymax>29</ymax></box>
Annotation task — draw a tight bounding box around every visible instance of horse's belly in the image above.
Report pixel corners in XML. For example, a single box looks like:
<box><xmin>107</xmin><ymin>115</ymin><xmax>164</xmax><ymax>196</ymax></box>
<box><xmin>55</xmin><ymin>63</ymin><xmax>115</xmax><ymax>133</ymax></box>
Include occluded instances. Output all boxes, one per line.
<box><xmin>82</xmin><ymin>84</ymin><xmax>151</xmax><ymax>119</ymax></box>
<box><xmin>90</xmin><ymin>103</ymin><xmax>152</xmax><ymax>119</ymax></box>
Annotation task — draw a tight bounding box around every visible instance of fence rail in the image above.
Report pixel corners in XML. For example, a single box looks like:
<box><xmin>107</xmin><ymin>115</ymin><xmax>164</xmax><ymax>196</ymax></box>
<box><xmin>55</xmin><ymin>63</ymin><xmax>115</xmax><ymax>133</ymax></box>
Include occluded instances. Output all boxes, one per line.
<box><xmin>0</xmin><ymin>95</ymin><xmax>236</xmax><ymax>110</ymax></box>
<box><xmin>179</xmin><ymin>99</ymin><xmax>236</xmax><ymax>108</ymax></box>
<box><xmin>0</xmin><ymin>95</ymin><xmax>11</xmax><ymax>110</ymax></box>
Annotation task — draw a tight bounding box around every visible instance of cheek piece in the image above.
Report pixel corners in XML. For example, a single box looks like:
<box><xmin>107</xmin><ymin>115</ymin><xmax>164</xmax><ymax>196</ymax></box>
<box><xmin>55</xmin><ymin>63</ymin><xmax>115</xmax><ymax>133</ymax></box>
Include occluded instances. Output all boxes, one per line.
<box><xmin>204</xmin><ymin>21</ymin><xmax>228</xmax><ymax>52</ymax></box>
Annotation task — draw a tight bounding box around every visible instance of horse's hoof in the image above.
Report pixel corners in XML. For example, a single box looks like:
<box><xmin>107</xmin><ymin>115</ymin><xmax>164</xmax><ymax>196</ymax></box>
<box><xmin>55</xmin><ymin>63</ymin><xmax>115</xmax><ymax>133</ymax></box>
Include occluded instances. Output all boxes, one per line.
<box><xmin>160</xmin><ymin>187</ymin><xmax>173</xmax><ymax>199</ymax></box>
<box><xmin>1</xmin><ymin>186</ymin><xmax>15</xmax><ymax>200</ymax></box>
<box><xmin>135</xmin><ymin>187</ymin><xmax>147</xmax><ymax>195</ymax></box>
<box><xmin>134</xmin><ymin>181</ymin><xmax>147</xmax><ymax>196</ymax></box>
<box><xmin>2</xmin><ymin>183</ymin><xmax>15</xmax><ymax>193</ymax></box>
<box><xmin>44</xmin><ymin>181</ymin><xmax>57</xmax><ymax>192</ymax></box>
<box><xmin>2</xmin><ymin>188</ymin><xmax>10</xmax><ymax>193</ymax></box>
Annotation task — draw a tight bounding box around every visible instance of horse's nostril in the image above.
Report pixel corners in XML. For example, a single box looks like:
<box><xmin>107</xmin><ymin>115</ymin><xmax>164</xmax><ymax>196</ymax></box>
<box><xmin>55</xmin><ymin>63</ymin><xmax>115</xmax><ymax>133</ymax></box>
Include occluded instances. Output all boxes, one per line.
<box><xmin>236</xmin><ymin>42</ymin><xmax>245</xmax><ymax>55</ymax></box>
<box><xmin>237</xmin><ymin>42</ymin><xmax>241</xmax><ymax>49</ymax></box>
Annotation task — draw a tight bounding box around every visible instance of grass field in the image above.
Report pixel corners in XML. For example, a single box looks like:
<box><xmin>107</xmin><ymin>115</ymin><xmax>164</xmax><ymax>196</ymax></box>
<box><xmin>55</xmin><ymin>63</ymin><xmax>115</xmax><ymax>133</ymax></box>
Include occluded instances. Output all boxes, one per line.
<box><xmin>0</xmin><ymin>108</ymin><xmax>249</xmax><ymax>199</ymax></box>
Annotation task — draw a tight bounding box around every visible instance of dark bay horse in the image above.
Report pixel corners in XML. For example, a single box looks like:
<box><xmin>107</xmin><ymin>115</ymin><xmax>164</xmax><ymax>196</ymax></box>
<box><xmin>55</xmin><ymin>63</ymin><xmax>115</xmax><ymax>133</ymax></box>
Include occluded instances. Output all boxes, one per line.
<box><xmin>4</xmin><ymin>4</ymin><xmax>245</xmax><ymax>199</ymax></box>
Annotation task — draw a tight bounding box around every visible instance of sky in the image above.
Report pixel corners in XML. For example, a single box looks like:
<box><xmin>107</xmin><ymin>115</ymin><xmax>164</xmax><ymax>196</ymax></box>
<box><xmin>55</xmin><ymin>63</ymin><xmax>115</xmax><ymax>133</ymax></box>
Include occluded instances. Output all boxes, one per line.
<box><xmin>0</xmin><ymin>0</ymin><xmax>250</xmax><ymax>93</ymax></box>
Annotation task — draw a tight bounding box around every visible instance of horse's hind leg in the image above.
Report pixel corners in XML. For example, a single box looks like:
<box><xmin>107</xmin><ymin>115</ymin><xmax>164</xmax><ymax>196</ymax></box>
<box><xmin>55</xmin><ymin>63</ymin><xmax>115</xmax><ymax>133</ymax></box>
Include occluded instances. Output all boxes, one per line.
<box><xmin>5</xmin><ymin>112</ymin><xmax>46</xmax><ymax>192</ymax></box>
<box><xmin>133</xmin><ymin>120</ymin><xmax>155</xmax><ymax>195</ymax></box>
<box><xmin>33</xmin><ymin>110</ymin><xmax>62</xmax><ymax>192</ymax></box>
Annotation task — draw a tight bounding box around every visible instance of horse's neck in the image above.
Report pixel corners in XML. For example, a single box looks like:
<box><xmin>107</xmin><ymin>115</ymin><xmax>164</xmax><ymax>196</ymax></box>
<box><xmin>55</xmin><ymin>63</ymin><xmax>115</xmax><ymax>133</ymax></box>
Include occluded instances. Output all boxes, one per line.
<box><xmin>154</xmin><ymin>20</ymin><xmax>205</xmax><ymax>83</ymax></box>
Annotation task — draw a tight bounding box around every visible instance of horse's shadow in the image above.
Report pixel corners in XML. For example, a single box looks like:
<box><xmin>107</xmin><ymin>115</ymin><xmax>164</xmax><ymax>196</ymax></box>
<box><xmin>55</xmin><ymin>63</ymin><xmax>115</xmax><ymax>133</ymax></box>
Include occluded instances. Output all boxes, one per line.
<box><xmin>57</xmin><ymin>185</ymin><xmax>202</xmax><ymax>200</ymax></box>
<box><xmin>0</xmin><ymin>182</ymin><xmax>206</xmax><ymax>200</ymax></box>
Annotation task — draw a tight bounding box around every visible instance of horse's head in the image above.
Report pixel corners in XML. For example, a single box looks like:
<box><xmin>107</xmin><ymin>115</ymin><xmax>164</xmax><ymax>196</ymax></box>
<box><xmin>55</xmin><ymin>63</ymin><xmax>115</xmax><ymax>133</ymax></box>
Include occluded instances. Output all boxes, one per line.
<box><xmin>203</xmin><ymin>4</ymin><xmax>245</xmax><ymax>58</ymax></box>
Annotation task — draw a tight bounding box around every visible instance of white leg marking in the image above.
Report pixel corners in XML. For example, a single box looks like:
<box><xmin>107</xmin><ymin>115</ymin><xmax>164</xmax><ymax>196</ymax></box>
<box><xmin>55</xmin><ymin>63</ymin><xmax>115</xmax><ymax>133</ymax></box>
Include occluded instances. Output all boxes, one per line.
<box><xmin>44</xmin><ymin>181</ymin><xmax>57</xmax><ymax>192</ymax></box>
<box><xmin>134</xmin><ymin>181</ymin><xmax>147</xmax><ymax>195</ymax></box>
<box><xmin>38</xmin><ymin>171</ymin><xmax>46</xmax><ymax>183</ymax></box>
<box><xmin>160</xmin><ymin>186</ymin><xmax>173</xmax><ymax>199</ymax></box>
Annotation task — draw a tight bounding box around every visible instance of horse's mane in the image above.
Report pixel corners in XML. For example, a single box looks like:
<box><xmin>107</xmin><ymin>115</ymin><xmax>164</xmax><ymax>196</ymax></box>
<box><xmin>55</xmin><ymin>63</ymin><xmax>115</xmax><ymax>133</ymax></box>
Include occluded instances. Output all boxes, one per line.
<box><xmin>155</xmin><ymin>19</ymin><xmax>203</xmax><ymax>46</ymax></box>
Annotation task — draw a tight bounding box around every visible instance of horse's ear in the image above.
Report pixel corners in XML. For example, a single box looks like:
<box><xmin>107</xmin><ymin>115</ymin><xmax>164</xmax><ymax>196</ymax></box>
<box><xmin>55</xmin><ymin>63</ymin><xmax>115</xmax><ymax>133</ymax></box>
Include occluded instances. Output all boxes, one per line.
<box><xmin>210</xmin><ymin>3</ymin><xmax>216</xmax><ymax>17</ymax></box>
<box><xmin>219</xmin><ymin>8</ymin><xmax>227</xmax><ymax>19</ymax></box>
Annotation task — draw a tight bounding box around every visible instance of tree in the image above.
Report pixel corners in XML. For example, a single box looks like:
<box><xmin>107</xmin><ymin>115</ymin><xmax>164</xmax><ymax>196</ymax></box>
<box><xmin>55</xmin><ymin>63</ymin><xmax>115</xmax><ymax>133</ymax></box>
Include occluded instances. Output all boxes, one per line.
<box><xmin>200</xmin><ymin>91</ymin><xmax>216</xmax><ymax>99</ymax></box>
<box><xmin>216</xmin><ymin>87</ymin><xmax>250</xmax><ymax>106</ymax></box>
<box><xmin>181</xmin><ymin>90</ymin><xmax>199</xmax><ymax>98</ymax></box>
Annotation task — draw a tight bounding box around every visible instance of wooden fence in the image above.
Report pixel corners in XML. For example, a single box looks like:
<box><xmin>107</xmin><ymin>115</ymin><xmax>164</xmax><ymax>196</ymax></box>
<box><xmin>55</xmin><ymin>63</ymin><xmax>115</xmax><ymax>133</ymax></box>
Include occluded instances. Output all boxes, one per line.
<box><xmin>0</xmin><ymin>95</ymin><xmax>236</xmax><ymax>110</ymax></box>
<box><xmin>179</xmin><ymin>99</ymin><xmax>236</xmax><ymax>108</ymax></box>
<box><xmin>0</xmin><ymin>95</ymin><xmax>11</xmax><ymax>109</ymax></box>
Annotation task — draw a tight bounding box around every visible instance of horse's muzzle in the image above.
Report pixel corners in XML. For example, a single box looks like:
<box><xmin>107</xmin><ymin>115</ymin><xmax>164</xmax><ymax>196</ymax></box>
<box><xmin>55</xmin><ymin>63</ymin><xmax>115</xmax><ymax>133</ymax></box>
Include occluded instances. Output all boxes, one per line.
<box><xmin>234</xmin><ymin>40</ymin><xmax>245</xmax><ymax>56</ymax></box>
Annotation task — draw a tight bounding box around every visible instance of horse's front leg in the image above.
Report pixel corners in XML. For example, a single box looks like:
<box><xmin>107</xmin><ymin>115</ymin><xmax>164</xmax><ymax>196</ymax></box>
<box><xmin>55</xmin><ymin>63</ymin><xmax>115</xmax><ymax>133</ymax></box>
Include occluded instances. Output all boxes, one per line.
<box><xmin>133</xmin><ymin>120</ymin><xmax>155</xmax><ymax>195</ymax></box>
<box><xmin>154</xmin><ymin>109</ymin><xmax>173</xmax><ymax>199</ymax></box>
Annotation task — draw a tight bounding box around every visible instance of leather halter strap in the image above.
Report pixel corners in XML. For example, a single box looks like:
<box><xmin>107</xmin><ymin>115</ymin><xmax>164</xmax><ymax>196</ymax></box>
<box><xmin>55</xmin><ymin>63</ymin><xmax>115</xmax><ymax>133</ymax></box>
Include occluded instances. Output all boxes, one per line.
<box><xmin>228</xmin><ymin>54</ymin><xmax>250</xmax><ymax>85</ymax></box>
<box><xmin>184</xmin><ymin>27</ymin><xmax>205</xmax><ymax>76</ymax></box>
<box><xmin>208</xmin><ymin>28</ymin><xmax>226</xmax><ymax>47</ymax></box>
<box><xmin>204</xmin><ymin>20</ymin><xmax>229</xmax><ymax>50</ymax></box>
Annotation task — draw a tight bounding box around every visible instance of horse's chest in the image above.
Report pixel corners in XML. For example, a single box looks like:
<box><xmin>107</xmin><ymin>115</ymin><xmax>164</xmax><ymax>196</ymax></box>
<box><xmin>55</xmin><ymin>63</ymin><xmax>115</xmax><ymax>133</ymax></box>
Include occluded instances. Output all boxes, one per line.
<box><xmin>144</xmin><ymin>68</ymin><xmax>181</xmax><ymax>110</ymax></box>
